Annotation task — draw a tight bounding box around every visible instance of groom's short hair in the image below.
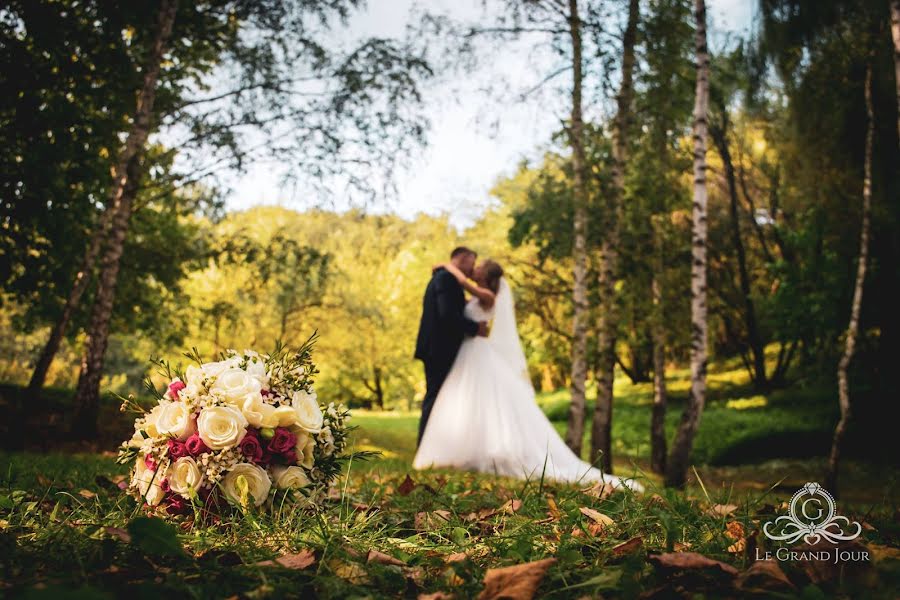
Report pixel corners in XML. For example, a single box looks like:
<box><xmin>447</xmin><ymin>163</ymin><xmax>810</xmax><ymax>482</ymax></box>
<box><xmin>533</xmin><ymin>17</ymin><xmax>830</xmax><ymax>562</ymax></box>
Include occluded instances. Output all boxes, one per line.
<box><xmin>451</xmin><ymin>246</ymin><xmax>476</xmax><ymax>259</ymax></box>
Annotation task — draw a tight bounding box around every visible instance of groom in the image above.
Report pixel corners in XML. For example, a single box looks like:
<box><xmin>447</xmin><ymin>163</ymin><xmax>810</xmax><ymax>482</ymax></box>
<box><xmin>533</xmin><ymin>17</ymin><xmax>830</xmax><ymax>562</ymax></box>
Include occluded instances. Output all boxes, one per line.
<box><xmin>414</xmin><ymin>246</ymin><xmax>488</xmax><ymax>446</ymax></box>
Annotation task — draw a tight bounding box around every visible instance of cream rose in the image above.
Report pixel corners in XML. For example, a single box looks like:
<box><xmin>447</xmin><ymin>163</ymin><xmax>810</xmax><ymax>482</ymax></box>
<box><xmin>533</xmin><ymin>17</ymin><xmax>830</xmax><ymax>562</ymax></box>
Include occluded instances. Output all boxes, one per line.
<box><xmin>245</xmin><ymin>359</ymin><xmax>270</xmax><ymax>388</ymax></box>
<box><xmin>210</xmin><ymin>368</ymin><xmax>263</xmax><ymax>405</ymax></box>
<box><xmin>291</xmin><ymin>390</ymin><xmax>323</xmax><ymax>433</ymax></box>
<box><xmin>241</xmin><ymin>394</ymin><xmax>279</xmax><ymax>428</ymax></box>
<box><xmin>295</xmin><ymin>431</ymin><xmax>316</xmax><ymax>469</ymax></box>
<box><xmin>140</xmin><ymin>404</ymin><xmax>165</xmax><ymax>438</ymax></box>
<box><xmin>197</xmin><ymin>405</ymin><xmax>248</xmax><ymax>449</ymax></box>
<box><xmin>271</xmin><ymin>465</ymin><xmax>310</xmax><ymax>490</ymax></box>
<box><xmin>155</xmin><ymin>401</ymin><xmax>196</xmax><ymax>441</ymax></box>
<box><xmin>167</xmin><ymin>456</ymin><xmax>204</xmax><ymax>498</ymax></box>
<box><xmin>133</xmin><ymin>458</ymin><xmax>165</xmax><ymax>506</ymax></box>
<box><xmin>222</xmin><ymin>463</ymin><xmax>271</xmax><ymax>507</ymax></box>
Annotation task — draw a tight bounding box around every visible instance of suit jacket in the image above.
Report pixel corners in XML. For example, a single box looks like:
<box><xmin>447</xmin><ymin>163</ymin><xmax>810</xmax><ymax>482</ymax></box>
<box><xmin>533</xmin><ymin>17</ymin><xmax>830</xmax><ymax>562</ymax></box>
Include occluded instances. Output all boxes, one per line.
<box><xmin>414</xmin><ymin>268</ymin><xmax>479</xmax><ymax>364</ymax></box>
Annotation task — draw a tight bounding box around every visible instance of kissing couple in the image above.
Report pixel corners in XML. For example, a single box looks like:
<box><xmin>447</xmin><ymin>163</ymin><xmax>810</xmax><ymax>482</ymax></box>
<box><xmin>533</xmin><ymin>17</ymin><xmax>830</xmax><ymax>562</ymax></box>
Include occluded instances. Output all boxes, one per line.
<box><xmin>413</xmin><ymin>246</ymin><xmax>643</xmax><ymax>491</ymax></box>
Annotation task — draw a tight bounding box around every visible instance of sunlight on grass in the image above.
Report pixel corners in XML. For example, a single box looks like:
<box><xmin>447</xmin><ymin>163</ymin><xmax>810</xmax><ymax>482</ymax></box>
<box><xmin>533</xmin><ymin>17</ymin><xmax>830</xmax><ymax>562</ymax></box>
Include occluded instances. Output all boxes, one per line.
<box><xmin>726</xmin><ymin>396</ymin><xmax>768</xmax><ymax>410</ymax></box>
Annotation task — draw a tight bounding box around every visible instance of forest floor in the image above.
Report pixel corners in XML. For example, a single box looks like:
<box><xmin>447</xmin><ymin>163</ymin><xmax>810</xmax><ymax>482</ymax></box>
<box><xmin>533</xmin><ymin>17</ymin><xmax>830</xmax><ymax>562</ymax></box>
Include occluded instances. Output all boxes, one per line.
<box><xmin>1</xmin><ymin>357</ymin><xmax>899</xmax><ymax>598</ymax></box>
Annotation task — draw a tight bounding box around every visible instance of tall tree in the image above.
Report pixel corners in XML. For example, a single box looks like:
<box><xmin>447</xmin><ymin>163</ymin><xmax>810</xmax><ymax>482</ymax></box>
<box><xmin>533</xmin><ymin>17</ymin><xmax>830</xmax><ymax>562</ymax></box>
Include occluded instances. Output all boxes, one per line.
<box><xmin>826</xmin><ymin>62</ymin><xmax>875</xmax><ymax>495</ymax></box>
<box><xmin>892</xmin><ymin>0</ymin><xmax>900</xmax><ymax>141</ymax></box>
<box><xmin>649</xmin><ymin>217</ymin><xmax>668</xmax><ymax>474</ymax></box>
<box><xmin>665</xmin><ymin>0</ymin><xmax>710</xmax><ymax>489</ymax></box>
<box><xmin>73</xmin><ymin>0</ymin><xmax>180</xmax><ymax>434</ymax></box>
<box><xmin>563</xmin><ymin>0</ymin><xmax>591</xmax><ymax>456</ymax></box>
<box><xmin>591</xmin><ymin>0</ymin><xmax>640</xmax><ymax>471</ymax></box>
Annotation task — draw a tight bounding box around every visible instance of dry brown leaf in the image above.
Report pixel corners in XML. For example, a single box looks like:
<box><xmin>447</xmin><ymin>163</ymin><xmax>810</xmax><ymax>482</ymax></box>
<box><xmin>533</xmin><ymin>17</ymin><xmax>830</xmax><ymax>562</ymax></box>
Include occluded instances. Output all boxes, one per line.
<box><xmin>725</xmin><ymin>521</ymin><xmax>746</xmax><ymax>553</ymax></box>
<box><xmin>581</xmin><ymin>481</ymin><xmax>616</xmax><ymax>500</ymax></box>
<box><xmin>648</xmin><ymin>552</ymin><xmax>739</xmax><ymax>578</ymax></box>
<box><xmin>367</xmin><ymin>549</ymin><xmax>405</xmax><ymax>567</ymax></box>
<box><xmin>36</xmin><ymin>474</ymin><xmax>52</xmax><ymax>488</ymax></box>
<box><xmin>329</xmin><ymin>558</ymin><xmax>370</xmax><ymax>584</ymax></box>
<box><xmin>446</xmin><ymin>552</ymin><xmax>468</xmax><ymax>563</ymax></box>
<box><xmin>736</xmin><ymin>560</ymin><xmax>795</xmax><ymax>592</ymax></box>
<box><xmin>104</xmin><ymin>526</ymin><xmax>131</xmax><ymax>543</ymax></box>
<box><xmin>477</xmin><ymin>557</ymin><xmax>557</xmax><ymax>600</ymax></box>
<box><xmin>673</xmin><ymin>541</ymin><xmax>692</xmax><ymax>552</ymax></box>
<box><xmin>398</xmin><ymin>474</ymin><xmax>417</xmax><ymax>496</ymax></box>
<box><xmin>579</xmin><ymin>507</ymin><xmax>614</xmax><ymax>532</ymax></box>
<box><xmin>255</xmin><ymin>549</ymin><xmax>317</xmax><ymax>570</ymax></box>
<box><xmin>415</xmin><ymin>510</ymin><xmax>451</xmax><ymax>531</ymax></box>
<box><xmin>78</xmin><ymin>489</ymin><xmax>96</xmax><ymax>499</ymax></box>
<box><xmin>418</xmin><ymin>592</ymin><xmax>454</xmax><ymax>600</ymax></box>
<box><xmin>611</xmin><ymin>536</ymin><xmax>643</xmax><ymax>557</ymax></box>
<box><xmin>706</xmin><ymin>503</ymin><xmax>738</xmax><ymax>518</ymax></box>
<box><xmin>546</xmin><ymin>497</ymin><xmax>562</xmax><ymax>520</ymax></box>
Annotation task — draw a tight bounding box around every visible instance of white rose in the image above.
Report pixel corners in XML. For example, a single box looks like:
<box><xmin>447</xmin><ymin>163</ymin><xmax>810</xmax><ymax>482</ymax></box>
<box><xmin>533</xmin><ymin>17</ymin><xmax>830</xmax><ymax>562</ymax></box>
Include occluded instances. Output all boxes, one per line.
<box><xmin>245</xmin><ymin>359</ymin><xmax>270</xmax><ymax>387</ymax></box>
<box><xmin>155</xmin><ymin>401</ymin><xmax>196</xmax><ymax>441</ymax></box>
<box><xmin>197</xmin><ymin>405</ymin><xmax>248</xmax><ymax>450</ymax></box>
<box><xmin>184</xmin><ymin>364</ymin><xmax>204</xmax><ymax>386</ymax></box>
<box><xmin>222</xmin><ymin>463</ymin><xmax>271</xmax><ymax>507</ymax></box>
<box><xmin>271</xmin><ymin>465</ymin><xmax>310</xmax><ymax>489</ymax></box>
<box><xmin>291</xmin><ymin>390</ymin><xmax>323</xmax><ymax>433</ymax></box>
<box><xmin>133</xmin><ymin>458</ymin><xmax>165</xmax><ymax>506</ymax></box>
<box><xmin>140</xmin><ymin>404</ymin><xmax>165</xmax><ymax>438</ymax></box>
<box><xmin>272</xmin><ymin>405</ymin><xmax>298</xmax><ymax>427</ymax></box>
<box><xmin>241</xmin><ymin>394</ymin><xmax>279</xmax><ymax>428</ymax></box>
<box><xmin>295</xmin><ymin>431</ymin><xmax>316</xmax><ymax>469</ymax></box>
<box><xmin>210</xmin><ymin>368</ymin><xmax>262</xmax><ymax>405</ymax></box>
<box><xmin>167</xmin><ymin>456</ymin><xmax>204</xmax><ymax>498</ymax></box>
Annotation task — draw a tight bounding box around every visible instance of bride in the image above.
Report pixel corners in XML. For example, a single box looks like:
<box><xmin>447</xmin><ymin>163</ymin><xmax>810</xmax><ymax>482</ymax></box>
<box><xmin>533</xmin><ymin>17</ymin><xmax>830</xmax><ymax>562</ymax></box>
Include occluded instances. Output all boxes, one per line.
<box><xmin>413</xmin><ymin>259</ymin><xmax>643</xmax><ymax>491</ymax></box>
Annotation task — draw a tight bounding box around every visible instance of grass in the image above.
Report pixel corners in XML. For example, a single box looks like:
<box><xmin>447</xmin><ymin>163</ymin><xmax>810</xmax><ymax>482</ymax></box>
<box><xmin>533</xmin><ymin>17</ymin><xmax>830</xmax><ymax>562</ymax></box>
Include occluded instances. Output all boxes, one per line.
<box><xmin>1</xmin><ymin>353</ymin><xmax>899</xmax><ymax>597</ymax></box>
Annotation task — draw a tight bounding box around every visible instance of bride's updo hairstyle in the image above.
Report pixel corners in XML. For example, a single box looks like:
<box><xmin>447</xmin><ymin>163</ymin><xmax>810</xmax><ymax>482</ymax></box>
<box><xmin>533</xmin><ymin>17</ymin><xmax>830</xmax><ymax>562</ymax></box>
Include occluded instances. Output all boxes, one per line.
<box><xmin>481</xmin><ymin>260</ymin><xmax>504</xmax><ymax>294</ymax></box>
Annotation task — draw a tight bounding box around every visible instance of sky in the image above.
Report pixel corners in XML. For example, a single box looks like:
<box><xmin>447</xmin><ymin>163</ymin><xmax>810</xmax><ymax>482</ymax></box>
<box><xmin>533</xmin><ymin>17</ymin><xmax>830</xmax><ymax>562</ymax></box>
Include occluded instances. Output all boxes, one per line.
<box><xmin>221</xmin><ymin>0</ymin><xmax>755</xmax><ymax>229</ymax></box>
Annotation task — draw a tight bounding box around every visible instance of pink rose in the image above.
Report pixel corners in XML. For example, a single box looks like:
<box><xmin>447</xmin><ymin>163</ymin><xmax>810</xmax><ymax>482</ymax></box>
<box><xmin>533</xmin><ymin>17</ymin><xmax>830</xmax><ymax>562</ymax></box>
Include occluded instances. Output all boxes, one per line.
<box><xmin>167</xmin><ymin>439</ymin><xmax>189</xmax><ymax>460</ymax></box>
<box><xmin>160</xmin><ymin>478</ymin><xmax>171</xmax><ymax>493</ymax></box>
<box><xmin>144</xmin><ymin>456</ymin><xmax>157</xmax><ymax>471</ymax></box>
<box><xmin>166</xmin><ymin>494</ymin><xmax>188</xmax><ymax>515</ymax></box>
<box><xmin>239</xmin><ymin>434</ymin><xmax>264</xmax><ymax>463</ymax></box>
<box><xmin>185</xmin><ymin>433</ymin><xmax>209</xmax><ymax>456</ymax></box>
<box><xmin>267</xmin><ymin>427</ymin><xmax>296</xmax><ymax>455</ymax></box>
<box><xmin>168</xmin><ymin>380</ymin><xmax>187</xmax><ymax>399</ymax></box>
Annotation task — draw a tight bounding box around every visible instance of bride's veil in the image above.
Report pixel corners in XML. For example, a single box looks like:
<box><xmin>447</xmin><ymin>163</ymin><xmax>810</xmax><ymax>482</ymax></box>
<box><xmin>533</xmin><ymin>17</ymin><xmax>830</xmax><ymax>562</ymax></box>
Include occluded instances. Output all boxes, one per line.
<box><xmin>488</xmin><ymin>277</ymin><xmax>530</xmax><ymax>380</ymax></box>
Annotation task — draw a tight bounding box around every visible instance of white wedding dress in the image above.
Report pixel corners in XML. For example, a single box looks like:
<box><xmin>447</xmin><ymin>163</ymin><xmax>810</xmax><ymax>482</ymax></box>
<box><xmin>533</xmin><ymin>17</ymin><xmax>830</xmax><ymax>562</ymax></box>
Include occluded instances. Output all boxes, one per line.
<box><xmin>414</xmin><ymin>278</ymin><xmax>643</xmax><ymax>491</ymax></box>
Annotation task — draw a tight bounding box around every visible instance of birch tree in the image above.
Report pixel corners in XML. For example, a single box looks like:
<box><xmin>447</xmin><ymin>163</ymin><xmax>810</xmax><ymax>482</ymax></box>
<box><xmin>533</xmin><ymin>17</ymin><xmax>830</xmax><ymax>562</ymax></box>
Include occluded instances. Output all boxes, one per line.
<box><xmin>665</xmin><ymin>0</ymin><xmax>710</xmax><ymax>489</ymax></box>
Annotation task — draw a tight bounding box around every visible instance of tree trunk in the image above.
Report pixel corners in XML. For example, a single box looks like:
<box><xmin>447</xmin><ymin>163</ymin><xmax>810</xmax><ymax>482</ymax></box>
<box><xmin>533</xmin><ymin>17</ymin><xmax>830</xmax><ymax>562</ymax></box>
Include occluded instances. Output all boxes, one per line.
<box><xmin>710</xmin><ymin>117</ymin><xmax>767</xmax><ymax>391</ymax></box>
<box><xmin>650</xmin><ymin>220</ymin><xmax>668</xmax><ymax>475</ymax></box>
<box><xmin>590</xmin><ymin>0</ymin><xmax>639</xmax><ymax>471</ymax></box>
<box><xmin>564</xmin><ymin>0</ymin><xmax>590</xmax><ymax>456</ymax></box>
<box><xmin>72</xmin><ymin>0</ymin><xmax>179</xmax><ymax>437</ymax></box>
<box><xmin>665</xmin><ymin>0</ymin><xmax>709</xmax><ymax>489</ymax></box>
<box><xmin>826</xmin><ymin>63</ymin><xmax>874</xmax><ymax>496</ymax></box>
<box><xmin>891</xmin><ymin>1</ymin><xmax>900</xmax><ymax>142</ymax></box>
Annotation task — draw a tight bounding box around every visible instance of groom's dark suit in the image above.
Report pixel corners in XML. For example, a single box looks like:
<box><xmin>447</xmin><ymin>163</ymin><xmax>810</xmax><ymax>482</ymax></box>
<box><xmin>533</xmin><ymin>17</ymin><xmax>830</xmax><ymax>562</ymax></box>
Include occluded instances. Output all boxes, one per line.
<box><xmin>414</xmin><ymin>267</ymin><xmax>479</xmax><ymax>445</ymax></box>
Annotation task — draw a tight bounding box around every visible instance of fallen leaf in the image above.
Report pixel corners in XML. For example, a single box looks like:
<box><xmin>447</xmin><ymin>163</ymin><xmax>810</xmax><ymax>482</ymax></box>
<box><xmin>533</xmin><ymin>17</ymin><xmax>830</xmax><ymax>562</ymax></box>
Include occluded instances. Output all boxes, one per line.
<box><xmin>255</xmin><ymin>549</ymin><xmax>317</xmax><ymax>570</ymax></box>
<box><xmin>581</xmin><ymin>481</ymin><xmax>616</xmax><ymax>500</ymax></box>
<box><xmin>478</xmin><ymin>558</ymin><xmax>557</xmax><ymax>600</ymax></box>
<box><xmin>706</xmin><ymin>503</ymin><xmax>738</xmax><ymax>518</ymax></box>
<box><xmin>579</xmin><ymin>507</ymin><xmax>614</xmax><ymax>533</ymax></box>
<box><xmin>791</xmin><ymin>539</ymin><xmax>872</xmax><ymax>585</ymax></box>
<box><xmin>611</xmin><ymin>536</ymin><xmax>643</xmax><ymax>557</ymax></box>
<box><xmin>36</xmin><ymin>475</ymin><xmax>52</xmax><ymax>488</ymax></box>
<box><xmin>329</xmin><ymin>558</ymin><xmax>370</xmax><ymax>584</ymax></box>
<box><xmin>104</xmin><ymin>526</ymin><xmax>131</xmax><ymax>543</ymax></box>
<box><xmin>736</xmin><ymin>560</ymin><xmax>795</xmax><ymax>592</ymax></box>
<box><xmin>398</xmin><ymin>474</ymin><xmax>417</xmax><ymax>496</ymax></box>
<box><xmin>648</xmin><ymin>552</ymin><xmax>739</xmax><ymax>578</ymax></box>
<box><xmin>446</xmin><ymin>552</ymin><xmax>468</xmax><ymax>563</ymax></box>
<box><xmin>673</xmin><ymin>541</ymin><xmax>692</xmax><ymax>552</ymax></box>
<box><xmin>546</xmin><ymin>497</ymin><xmax>561</xmax><ymax>520</ymax></box>
<box><xmin>367</xmin><ymin>549</ymin><xmax>405</xmax><ymax>566</ymax></box>
<box><xmin>725</xmin><ymin>521</ymin><xmax>746</xmax><ymax>553</ymax></box>
<box><xmin>78</xmin><ymin>489</ymin><xmax>96</xmax><ymax>499</ymax></box>
<box><xmin>415</xmin><ymin>510</ymin><xmax>452</xmax><ymax>531</ymax></box>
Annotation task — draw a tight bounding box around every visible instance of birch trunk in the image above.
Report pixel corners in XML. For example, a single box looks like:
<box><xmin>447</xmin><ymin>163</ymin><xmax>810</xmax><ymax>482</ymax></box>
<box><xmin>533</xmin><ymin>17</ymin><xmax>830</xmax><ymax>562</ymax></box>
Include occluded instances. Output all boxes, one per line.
<box><xmin>564</xmin><ymin>0</ymin><xmax>590</xmax><ymax>455</ymax></box>
<box><xmin>72</xmin><ymin>0</ymin><xmax>179</xmax><ymax>436</ymax></box>
<box><xmin>826</xmin><ymin>63</ymin><xmax>874</xmax><ymax>496</ymax></box>
<box><xmin>590</xmin><ymin>0</ymin><xmax>639</xmax><ymax>472</ymax></box>
<box><xmin>891</xmin><ymin>1</ymin><xmax>900</xmax><ymax>141</ymax></box>
<box><xmin>665</xmin><ymin>0</ymin><xmax>709</xmax><ymax>489</ymax></box>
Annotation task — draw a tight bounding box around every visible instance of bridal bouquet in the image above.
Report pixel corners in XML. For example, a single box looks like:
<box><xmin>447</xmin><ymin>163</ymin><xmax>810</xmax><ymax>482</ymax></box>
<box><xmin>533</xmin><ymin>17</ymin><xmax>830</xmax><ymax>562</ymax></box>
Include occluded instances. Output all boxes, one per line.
<box><xmin>117</xmin><ymin>337</ymin><xmax>351</xmax><ymax>515</ymax></box>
